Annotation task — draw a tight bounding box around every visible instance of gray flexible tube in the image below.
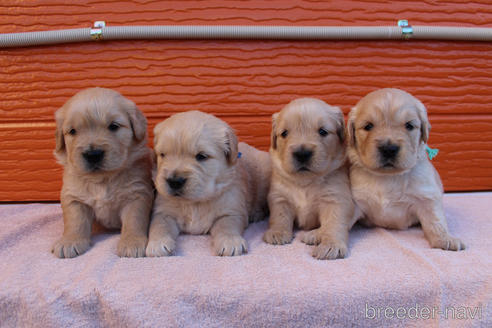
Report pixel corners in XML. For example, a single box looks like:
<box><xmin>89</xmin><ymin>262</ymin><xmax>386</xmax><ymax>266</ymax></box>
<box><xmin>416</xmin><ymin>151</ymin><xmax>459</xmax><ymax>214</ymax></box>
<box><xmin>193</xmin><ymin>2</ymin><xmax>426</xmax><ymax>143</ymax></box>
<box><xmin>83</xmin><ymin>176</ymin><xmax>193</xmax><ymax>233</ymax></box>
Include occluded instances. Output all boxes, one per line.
<box><xmin>1</xmin><ymin>25</ymin><xmax>492</xmax><ymax>48</ymax></box>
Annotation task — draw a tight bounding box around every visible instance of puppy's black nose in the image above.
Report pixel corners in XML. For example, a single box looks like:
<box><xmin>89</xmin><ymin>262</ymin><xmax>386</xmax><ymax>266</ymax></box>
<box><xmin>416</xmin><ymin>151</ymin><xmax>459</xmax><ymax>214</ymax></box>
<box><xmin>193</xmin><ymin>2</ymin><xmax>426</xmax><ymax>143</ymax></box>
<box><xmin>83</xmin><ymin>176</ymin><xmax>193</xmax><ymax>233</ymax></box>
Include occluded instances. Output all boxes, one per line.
<box><xmin>293</xmin><ymin>148</ymin><xmax>313</xmax><ymax>164</ymax></box>
<box><xmin>83</xmin><ymin>149</ymin><xmax>105</xmax><ymax>165</ymax></box>
<box><xmin>166</xmin><ymin>176</ymin><xmax>187</xmax><ymax>190</ymax></box>
<box><xmin>378</xmin><ymin>143</ymin><xmax>400</xmax><ymax>160</ymax></box>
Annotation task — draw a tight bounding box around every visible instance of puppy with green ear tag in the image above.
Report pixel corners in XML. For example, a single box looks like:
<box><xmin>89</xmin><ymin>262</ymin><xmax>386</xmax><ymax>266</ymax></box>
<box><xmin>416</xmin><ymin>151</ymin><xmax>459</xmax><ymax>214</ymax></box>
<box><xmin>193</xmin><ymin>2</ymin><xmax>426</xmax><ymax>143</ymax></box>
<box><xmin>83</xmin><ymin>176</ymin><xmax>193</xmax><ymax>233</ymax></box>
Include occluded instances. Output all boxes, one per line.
<box><xmin>264</xmin><ymin>98</ymin><xmax>354</xmax><ymax>260</ymax></box>
<box><xmin>52</xmin><ymin>88</ymin><xmax>153</xmax><ymax>258</ymax></box>
<box><xmin>347</xmin><ymin>88</ymin><xmax>465</xmax><ymax>251</ymax></box>
<box><xmin>146</xmin><ymin>111</ymin><xmax>271</xmax><ymax>257</ymax></box>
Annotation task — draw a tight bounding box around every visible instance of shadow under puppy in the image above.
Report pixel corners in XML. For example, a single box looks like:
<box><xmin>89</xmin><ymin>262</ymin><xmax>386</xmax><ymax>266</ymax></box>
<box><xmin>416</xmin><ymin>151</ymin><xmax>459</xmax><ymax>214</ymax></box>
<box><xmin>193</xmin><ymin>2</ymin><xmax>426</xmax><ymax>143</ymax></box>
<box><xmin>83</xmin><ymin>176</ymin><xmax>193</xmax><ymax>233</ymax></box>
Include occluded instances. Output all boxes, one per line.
<box><xmin>52</xmin><ymin>88</ymin><xmax>154</xmax><ymax>258</ymax></box>
<box><xmin>347</xmin><ymin>88</ymin><xmax>464</xmax><ymax>251</ymax></box>
<box><xmin>264</xmin><ymin>98</ymin><xmax>354</xmax><ymax>260</ymax></box>
<box><xmin>146</xmin><ymin>111</ymin><xmax>271</xmax><ymax>257</ymax></box>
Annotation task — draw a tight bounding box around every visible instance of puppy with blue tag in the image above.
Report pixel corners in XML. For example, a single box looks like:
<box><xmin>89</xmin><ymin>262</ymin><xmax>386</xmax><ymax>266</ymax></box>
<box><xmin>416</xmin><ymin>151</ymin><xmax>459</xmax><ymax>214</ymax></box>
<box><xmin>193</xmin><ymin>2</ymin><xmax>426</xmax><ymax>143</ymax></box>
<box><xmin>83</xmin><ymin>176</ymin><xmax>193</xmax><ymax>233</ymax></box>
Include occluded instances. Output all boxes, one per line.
<box><xmin>347</xmin><ymin>88</ymin><xmax>464</xmax><ymax>251</ymax></box>
<box><xmin>146</xmin><ymin>111</ymin><xmax>271</xmax><ymax>257</ymax></box>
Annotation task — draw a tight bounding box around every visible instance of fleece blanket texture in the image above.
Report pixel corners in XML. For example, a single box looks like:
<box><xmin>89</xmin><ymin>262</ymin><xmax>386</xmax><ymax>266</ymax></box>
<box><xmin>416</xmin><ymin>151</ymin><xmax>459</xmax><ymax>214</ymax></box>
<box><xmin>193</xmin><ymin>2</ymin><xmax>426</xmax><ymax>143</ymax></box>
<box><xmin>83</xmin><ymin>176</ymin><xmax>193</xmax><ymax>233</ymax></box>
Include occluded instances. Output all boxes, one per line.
<box><xmin>0</xmin><ymin>193</ymin><xmax>491</xmax><ymax>328</ymax></box>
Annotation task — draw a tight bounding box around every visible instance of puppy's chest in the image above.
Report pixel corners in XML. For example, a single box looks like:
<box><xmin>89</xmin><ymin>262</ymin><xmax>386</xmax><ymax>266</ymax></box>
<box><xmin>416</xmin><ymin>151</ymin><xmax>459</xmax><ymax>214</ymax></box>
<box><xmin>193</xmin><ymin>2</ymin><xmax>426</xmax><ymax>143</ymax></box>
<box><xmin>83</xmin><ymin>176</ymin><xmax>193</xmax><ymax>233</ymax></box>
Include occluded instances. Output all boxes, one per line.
<box><xmin>84</xmin><ymin>183</ymin><xmax>122</xmax><ymax>228</ymax></box>
<box><xmin>287</xmin><ymin>187</ymin><xmax>318</xmax><ymax>229</ymax></box>
<box><xmin>174</xmin><ymin>204</ymin><xmax>216</xmax><ymax>235</ymax></box>
<box><xmin>352</xmin><ymin>179</ymin><xmax>415</xmax><ymax>229</ymax></box>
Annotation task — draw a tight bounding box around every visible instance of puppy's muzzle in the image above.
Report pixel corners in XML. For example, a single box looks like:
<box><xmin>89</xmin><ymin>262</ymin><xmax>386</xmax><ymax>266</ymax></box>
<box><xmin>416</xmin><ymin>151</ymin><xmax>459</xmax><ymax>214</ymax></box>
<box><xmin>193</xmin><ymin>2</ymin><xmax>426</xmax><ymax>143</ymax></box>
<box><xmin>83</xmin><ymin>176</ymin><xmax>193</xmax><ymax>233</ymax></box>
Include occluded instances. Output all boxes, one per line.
<box><xmin>378</xmin><ymin>142</ymin><xmax>400</xmax><ymax>166</ymax></box>
<box><xmin>82</xmin><ymin>148</ymin><xmax>105</xmax><ymax>169</ymax></box>
<box><xmin>293</xmin><ymin>147</ymin><xmax>313</xmax><ymax>166</ymax></box>
<box><xmin>166</xmin><ymin>176</ymin><xmax>187</xmax><ymax>192</ymax></box>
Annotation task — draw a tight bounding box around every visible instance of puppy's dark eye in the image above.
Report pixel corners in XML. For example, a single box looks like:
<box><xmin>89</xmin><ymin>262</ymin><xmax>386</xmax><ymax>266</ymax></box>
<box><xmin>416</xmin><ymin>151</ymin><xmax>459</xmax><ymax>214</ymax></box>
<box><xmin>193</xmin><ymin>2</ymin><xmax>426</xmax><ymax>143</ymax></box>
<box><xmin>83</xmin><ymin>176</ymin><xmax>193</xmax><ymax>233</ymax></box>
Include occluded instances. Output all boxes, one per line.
<box><xmin>363</xmin><ymin>123</ymin><xmax>374</xmax><ymax>131</ymax></box>
<box><xmin>159</xmin><ymin>153</ymin><xmax>165</xmax><ymax>158</ymax></box>
<box><xmin>195</xmin><ymin>152</ymin><xmax>208</xmax><ymax>161</ymax></box>
<box><xmin>318</xmin><ymin>128</ymin><xmax>328</xmax><ymax>137</ymax></box>
<box><xmin>405</xmin><ymin>122</ymin><xmax>414</xmax><ymax>131</ymax></box>
<box><xmin>280</xmin><ymin>130</ymin><xmax>288</xmax><ymax>138</ymax></box>
<box><xmin>108</xmin><ymin>122</ymin><xmax>120</xmax><ymax>132</ymax></box>
<box><xmin>68</xmin><ymin>128</ymin><xmax>76</xmax><ymax>136</ymax></box>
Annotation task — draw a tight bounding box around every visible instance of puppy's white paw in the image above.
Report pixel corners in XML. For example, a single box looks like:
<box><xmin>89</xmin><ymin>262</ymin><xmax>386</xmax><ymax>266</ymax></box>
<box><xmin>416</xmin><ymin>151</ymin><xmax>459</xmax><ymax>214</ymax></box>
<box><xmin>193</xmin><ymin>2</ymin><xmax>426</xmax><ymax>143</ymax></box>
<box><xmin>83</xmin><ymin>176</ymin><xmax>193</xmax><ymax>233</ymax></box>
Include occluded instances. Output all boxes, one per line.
<box><xmin>52</xmin><ymin>237</ymin><xmax>91</xmax><ymax>258</ymax></box>
<box><xmin>145</xmin><ymin>237</ymin><xmax>176</xmax><ymax>257</ymax></box>
<box><xmin>263</xmin><ymin>229</ymin><xmax>293</xmax><ymax>245</ymax></box>
<box><xmin>214</xmin><ymin>235</ymin><xmax>248</xmax><ymax>256</ymax></box>
<box><xmin>312</xmin><ymin>241</ymin><xmax>348</xmax><ymax>260</ymax></box>
<box><xmin>301</xmin><ymin>229</ymin><xmax>322</xmax><ymax>245</ymax></box>
<box><xmin>117</xmin><ymin>236</ymin><xmax>147</xmax><ymax>258</ymax></box>
<box><xmin>429</xmin><ymin>235</ymin><xmax>465</xmax><ymax>251</ymax></box>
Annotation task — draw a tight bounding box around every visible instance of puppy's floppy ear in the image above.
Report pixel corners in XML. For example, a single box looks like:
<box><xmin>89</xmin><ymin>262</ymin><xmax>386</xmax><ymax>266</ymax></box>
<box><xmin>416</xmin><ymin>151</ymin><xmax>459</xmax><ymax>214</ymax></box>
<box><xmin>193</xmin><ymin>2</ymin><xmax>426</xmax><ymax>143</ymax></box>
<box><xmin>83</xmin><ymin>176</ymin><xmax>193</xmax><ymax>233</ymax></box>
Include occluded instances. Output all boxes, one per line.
<box><xmin>347</xmin><ymin>107</ymin><xmax>357</xmax><ymax>147</ymax></box>
<box><xmin>270</xmin><ymin>113</ymin><xmax>279</xmax><ymax>150</ymax></box>
<box><xmin>224</xmin><ymin>125</ymin><xmax>239</xmax><ymax>166</ymax></box>
<box><xmin>54</xmin><ymin>105</ymin><xmax>67</xmax><ymax>164</ymax></box>
<box><xmin>415</xmin><ymin>100</ymin><xmax>431</xmax><ymax>143</ymax></box>
<box><xmin>122</xmin><ymin>96</ymin><xmax>147</xmax><ymax>142</ymax></box>
<box><xmin>333</xmin><ymin>107</ymin><xmax>345</xmax><ymax>143</ymax></box>
<box><xmin>153</xmin><ymin>120</ymin><xmax>166</xmax><ymax>149</ymax></box>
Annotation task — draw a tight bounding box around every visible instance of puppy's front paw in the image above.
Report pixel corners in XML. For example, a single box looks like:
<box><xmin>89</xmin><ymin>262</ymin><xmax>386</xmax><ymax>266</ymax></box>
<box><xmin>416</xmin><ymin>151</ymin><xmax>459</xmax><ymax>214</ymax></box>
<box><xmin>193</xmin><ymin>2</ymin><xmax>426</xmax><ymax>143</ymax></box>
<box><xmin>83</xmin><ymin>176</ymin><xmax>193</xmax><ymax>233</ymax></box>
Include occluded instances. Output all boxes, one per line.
<box><xmin>312</xmin><ymin>241</ymin><xmax>348</xmax><ymax>260</ymax></box>
<box><xmin>52</xmin><ymin>237</ymin><xmax>91</xmax><ymax>258</ymax></box>
<box><xmin>214</xmin><ymin>235</ymin><xmax>248</xmax><ymax>256</ymax></box>
<box><xmin>117</xmin><ymin>236</ymin><xmax>147</xmax><ymax>258</ymax></box>
<box><xmin>263</xmin><ymin>229</ymin><xmax>293</xmax><ymax>245</ymax></box>
<box><xmin>146</xmin><ymin>237</ymin><xmax>176</xmax><ymax>257</ymax></box>
<box><xmin>301</xmin><ymin>229</ymin><xmax>322</xmax><ymax>245</ymax></box>
<box><xmin>429</xmin><ymin>235</ymin><xmax>465</xmax><ymax>251</ymax></box>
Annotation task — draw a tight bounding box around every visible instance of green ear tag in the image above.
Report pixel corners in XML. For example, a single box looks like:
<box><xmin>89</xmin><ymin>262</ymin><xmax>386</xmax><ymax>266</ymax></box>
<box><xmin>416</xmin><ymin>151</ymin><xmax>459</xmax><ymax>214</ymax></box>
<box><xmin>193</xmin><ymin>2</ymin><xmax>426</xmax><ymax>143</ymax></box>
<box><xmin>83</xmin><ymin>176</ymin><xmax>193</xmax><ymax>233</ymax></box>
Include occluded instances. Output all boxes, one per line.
<box><xmin>426</xmin><ymin>145</ymin><xmax>439</xmax><ymax>160</ymax></box>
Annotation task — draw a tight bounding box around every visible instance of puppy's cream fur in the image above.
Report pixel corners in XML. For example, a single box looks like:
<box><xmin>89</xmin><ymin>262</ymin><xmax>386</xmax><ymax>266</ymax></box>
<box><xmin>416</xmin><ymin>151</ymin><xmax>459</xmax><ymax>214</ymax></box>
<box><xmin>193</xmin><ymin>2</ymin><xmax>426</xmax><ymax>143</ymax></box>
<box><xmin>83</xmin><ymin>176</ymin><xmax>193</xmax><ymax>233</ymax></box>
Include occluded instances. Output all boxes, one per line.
<box><xmin>146</xmin><ymin>111</ymin><xmax>270</xmax><ymax>257</ymax></box>
<box><xmin>52</xmin><ymin>87</ymin><xmax>153</xmax><ymax>258</ymax></box>
<box><xmin>264</xmin><ymin>98</ymin><xmax>354</xmax><ymax>260</ymax></box>
<box><xmin>348</xmin><ymin>88</ymin><xmax>464</xmax><ymax>251</ymax></box>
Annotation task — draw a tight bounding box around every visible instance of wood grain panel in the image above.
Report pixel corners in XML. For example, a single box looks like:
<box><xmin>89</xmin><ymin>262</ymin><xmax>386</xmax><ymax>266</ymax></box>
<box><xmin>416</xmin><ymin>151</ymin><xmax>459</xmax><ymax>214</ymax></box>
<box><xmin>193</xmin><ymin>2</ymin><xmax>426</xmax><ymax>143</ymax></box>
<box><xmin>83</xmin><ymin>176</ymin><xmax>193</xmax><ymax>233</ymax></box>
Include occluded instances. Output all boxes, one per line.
<box><xmin>2</xmin><ymin>40</ymin><xmax>492</xmax><ymax>121</ymax></box>
<box><xmin>0</xmin><ymin>115</ymin><xmax>490</xmax><ymax>201</ymax></box>
<box><xmin>430</xmin><ymin>116</ymin><xmax>492</xmax><ymax>190</ymax></box>
<box><xmin>2</xmin><ymin>0</ymin><xmax>492</xmax><ymax>32</ymax></box>
<box><xmin>1</xmin><ymin>0</ymin><xmax>492</xmax><ymax>200</ymax></box>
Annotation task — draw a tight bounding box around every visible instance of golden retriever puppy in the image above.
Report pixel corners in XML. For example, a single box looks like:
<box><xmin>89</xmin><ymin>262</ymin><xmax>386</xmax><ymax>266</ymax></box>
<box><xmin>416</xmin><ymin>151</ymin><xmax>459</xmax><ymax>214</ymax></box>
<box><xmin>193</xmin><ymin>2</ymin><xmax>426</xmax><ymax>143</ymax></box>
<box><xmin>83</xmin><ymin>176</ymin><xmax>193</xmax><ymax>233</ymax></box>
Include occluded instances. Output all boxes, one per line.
<box><xmin>347</xmin><ymin>88</ymin><xmax>465</xmax><ymax>251</ymax></box>
<box><xmin>146</xmin><ymin>111</ymin><xmax>270</xmax><ymax>257</ymax></box>
<box><xmin>52</xmin><ymin>87</ymin><xmax>153</xmax><ymax>258</ymax></box>
<box><xmin>263</xmin><ymin>98</ymin><xmax>354</xmax><ymax>260</ymax></box>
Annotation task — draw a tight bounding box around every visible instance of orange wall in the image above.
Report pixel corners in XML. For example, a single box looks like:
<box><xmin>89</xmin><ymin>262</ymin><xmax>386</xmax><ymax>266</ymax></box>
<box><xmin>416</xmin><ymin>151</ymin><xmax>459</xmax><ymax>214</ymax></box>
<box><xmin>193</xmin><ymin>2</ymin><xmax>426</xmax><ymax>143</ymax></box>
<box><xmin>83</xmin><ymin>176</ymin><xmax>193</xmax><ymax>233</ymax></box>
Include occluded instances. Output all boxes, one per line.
<box><xmin>1</xmin><ymin>0</ymin><xmax>492</xmax><ymax>201</ymax></box>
